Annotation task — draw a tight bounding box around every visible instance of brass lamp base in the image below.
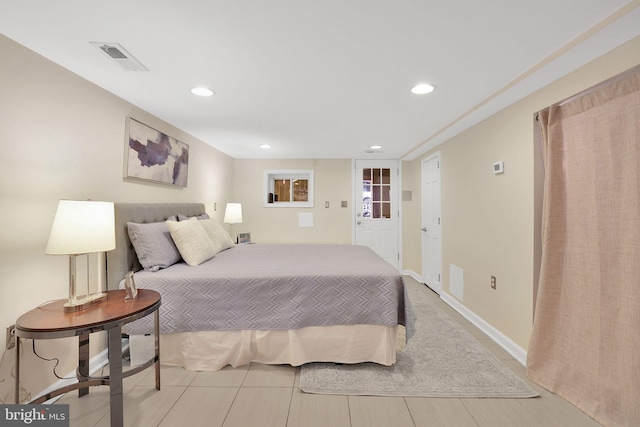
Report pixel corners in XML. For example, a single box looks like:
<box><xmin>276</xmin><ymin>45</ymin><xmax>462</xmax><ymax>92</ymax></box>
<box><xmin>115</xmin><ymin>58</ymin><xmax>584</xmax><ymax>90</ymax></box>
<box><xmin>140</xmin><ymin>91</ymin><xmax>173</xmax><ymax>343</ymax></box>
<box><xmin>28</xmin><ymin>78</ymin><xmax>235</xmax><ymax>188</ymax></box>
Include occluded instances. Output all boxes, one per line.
<box><xmin>63</xmin><ymin>292</ymin><xmax>108</xmax><ymax>313</ymax></box>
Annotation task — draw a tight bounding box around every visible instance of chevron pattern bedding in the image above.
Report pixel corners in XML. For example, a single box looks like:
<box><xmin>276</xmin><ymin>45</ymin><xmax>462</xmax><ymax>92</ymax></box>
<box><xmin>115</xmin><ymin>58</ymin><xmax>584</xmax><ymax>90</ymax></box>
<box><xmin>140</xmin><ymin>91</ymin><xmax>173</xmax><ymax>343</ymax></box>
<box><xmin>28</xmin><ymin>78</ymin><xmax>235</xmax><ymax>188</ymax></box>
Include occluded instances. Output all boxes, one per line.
<box><xmin>124</xmin><ymin>243</ymin><xmax>415</xmax><ymax>339</ymax></box>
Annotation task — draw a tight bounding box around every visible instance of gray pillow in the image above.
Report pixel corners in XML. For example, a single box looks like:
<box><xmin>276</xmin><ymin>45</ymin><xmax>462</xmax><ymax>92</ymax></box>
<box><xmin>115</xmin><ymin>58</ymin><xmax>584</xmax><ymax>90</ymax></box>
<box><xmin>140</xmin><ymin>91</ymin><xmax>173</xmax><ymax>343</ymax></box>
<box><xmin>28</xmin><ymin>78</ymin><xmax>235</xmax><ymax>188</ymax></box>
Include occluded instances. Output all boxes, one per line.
<box><xmin>127</xmin><ymin>221</ymin><xmax>182</xmax><ymax>271</ymax></box>
<box><xmin>177</xmin><ymin>213</ymin><xmax>210</xmax><ymax>221</ymax></box>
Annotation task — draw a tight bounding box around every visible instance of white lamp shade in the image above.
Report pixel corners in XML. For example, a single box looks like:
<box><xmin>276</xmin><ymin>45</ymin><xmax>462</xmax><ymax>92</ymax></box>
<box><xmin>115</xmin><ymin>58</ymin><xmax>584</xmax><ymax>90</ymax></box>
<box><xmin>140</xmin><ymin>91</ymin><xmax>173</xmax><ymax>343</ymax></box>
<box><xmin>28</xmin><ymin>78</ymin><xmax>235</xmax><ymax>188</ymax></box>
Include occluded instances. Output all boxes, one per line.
<box><xmin>46</xmin><ymin>200</ymin><xmax>116</xmax><ymax>255</ymax></box>
<box><xmin>223</xmin><ymin>203</ymin><xmax>243</xmax><ymax>224</ymax></box>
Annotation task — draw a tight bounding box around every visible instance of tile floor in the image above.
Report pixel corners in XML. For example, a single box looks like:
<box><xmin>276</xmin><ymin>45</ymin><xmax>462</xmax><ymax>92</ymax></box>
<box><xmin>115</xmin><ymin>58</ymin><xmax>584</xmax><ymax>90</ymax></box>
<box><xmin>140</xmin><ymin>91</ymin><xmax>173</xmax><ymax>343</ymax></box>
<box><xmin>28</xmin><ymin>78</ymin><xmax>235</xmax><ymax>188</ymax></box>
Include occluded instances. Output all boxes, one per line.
<box><xmin>57</xmin><ymin>277</ymin><xmax>602</xmax><ymax>427</ymax></box>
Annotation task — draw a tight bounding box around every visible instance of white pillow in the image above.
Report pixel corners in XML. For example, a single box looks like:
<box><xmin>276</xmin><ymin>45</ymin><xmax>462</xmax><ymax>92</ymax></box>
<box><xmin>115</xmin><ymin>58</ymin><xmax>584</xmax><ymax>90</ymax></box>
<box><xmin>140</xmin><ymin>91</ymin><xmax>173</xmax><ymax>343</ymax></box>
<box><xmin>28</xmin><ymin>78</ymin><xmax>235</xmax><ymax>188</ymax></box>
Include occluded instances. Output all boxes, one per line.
<box><xmin>199</xmin><ymin>219</ymin><xmax>236</xmax><ymax>253</ymax></box>
<box><xmin>166</xmin><ymin>217</ymin><xmax>216</xmax><ymax>266</ymax></box>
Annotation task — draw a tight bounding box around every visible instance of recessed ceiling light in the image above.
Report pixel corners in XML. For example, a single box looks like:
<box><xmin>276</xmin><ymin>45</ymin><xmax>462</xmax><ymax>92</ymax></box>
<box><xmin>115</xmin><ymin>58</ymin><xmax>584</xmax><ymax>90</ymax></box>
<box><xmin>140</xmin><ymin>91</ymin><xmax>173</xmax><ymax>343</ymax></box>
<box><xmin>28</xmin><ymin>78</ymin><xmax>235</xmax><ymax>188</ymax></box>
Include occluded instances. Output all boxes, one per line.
<box><xmin>369</xmin><ymin>145</ymin><xmax>383</xmax><ymax>150</ymax></box>
<box><xmin>259</xmin><ymin>144</ymin><xmax>272</xmax><ymax>149</ymax></box>
<box><xmin>411</xmin><ymin>83</ymin><xmax>435</xmax><ymax>95</ymax></box>
<box><xmin>190</xmin><ymin>87</ymin><xmax>214</xmax><ymax>97</ymax></box>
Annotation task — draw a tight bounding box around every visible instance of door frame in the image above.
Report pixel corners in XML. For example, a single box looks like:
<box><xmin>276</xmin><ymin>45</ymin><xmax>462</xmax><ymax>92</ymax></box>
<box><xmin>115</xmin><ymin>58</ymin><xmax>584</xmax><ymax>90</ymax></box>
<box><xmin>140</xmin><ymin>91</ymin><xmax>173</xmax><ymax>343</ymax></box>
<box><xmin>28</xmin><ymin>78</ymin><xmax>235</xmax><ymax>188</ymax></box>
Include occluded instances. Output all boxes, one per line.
<box><xmin>421</xmin><ymin>152</ymin><xmax>442</xmax><ymax>293</ymax></box>
<box><xmin>351</xmin><ymin>159</ymin><xmax>402</xmax><ymax>270</ymax></box>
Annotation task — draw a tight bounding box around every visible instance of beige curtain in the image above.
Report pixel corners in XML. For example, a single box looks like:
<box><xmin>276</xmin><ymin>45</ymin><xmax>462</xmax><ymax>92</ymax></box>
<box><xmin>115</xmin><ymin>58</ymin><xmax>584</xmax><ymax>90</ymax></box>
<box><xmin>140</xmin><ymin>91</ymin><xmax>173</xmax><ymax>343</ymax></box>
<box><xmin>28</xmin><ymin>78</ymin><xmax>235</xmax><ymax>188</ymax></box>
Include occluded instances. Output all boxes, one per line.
<box><xmin>527</xmin><ymin>66</ymin><xmax>640</xmax><ymax>427</ymax></box>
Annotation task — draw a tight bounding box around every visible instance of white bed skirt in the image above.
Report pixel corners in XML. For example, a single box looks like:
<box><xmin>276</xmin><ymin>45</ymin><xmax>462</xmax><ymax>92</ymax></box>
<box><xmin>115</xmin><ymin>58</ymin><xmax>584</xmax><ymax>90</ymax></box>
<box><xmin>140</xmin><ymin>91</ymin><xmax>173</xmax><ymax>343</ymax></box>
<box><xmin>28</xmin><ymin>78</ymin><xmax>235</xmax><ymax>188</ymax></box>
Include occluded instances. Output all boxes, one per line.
<box><xmin>130</xmin><ymin>325</ymin><xmax>399</xmax><ymax>371</ymax></box>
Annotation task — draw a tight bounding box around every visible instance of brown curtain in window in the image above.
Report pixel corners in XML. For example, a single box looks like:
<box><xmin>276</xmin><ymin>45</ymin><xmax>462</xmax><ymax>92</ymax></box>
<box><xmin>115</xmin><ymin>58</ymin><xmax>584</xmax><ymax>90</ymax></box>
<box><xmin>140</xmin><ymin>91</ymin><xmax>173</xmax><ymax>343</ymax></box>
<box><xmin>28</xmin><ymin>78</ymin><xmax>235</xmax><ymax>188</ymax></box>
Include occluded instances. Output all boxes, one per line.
<box><xmin>527</xmin><ymin>66</ymin><xmax>640</xmax><ymax>427</ymax></box>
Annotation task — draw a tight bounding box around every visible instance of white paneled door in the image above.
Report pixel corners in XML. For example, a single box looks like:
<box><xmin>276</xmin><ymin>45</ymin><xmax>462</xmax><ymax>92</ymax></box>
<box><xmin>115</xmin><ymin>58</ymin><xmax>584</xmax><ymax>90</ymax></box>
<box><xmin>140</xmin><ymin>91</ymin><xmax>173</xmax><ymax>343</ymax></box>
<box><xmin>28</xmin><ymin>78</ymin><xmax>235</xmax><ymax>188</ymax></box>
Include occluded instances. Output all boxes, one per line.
<box><xmin>354</xmin><ymin>159</ymin><xmax>399</xmax><ymax>270</ymax></box>
<box><xmin>422</xmin><ymin>153</ymin><xmax>442</xmax><ymax>293</ymax></box>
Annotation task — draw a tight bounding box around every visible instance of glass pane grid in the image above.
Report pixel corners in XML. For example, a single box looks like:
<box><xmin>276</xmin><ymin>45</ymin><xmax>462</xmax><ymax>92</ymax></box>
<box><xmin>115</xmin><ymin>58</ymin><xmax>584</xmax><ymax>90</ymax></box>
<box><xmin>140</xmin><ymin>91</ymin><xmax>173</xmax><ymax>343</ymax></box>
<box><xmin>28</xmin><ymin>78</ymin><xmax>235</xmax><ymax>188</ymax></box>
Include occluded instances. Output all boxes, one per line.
<box><xmin>362</xmin><ymin>167</ymin><xmax>392</xmax><ymax>219</ymax></box>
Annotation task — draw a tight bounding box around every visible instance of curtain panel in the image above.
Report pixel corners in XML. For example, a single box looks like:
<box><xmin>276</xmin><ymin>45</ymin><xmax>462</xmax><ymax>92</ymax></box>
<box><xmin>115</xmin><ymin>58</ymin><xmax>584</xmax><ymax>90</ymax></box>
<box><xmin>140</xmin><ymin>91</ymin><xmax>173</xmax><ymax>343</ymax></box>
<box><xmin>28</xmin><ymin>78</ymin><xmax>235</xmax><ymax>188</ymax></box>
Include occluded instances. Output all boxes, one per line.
<box><xmin>527</xmin><ymin>67</ymin><xmax>640</xmax><ymax>427</ymax></box>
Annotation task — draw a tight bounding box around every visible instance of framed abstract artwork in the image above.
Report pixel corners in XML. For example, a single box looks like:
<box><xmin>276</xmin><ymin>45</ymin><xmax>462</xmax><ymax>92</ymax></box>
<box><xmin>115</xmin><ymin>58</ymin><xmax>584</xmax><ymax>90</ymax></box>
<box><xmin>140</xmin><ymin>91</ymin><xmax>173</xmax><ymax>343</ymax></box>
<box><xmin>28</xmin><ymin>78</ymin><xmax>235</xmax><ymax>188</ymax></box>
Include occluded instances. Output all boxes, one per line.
<box><xmin>125</xmin><ymin>118</ymin><xmax>189</xmax><ymax>187</ymax></box>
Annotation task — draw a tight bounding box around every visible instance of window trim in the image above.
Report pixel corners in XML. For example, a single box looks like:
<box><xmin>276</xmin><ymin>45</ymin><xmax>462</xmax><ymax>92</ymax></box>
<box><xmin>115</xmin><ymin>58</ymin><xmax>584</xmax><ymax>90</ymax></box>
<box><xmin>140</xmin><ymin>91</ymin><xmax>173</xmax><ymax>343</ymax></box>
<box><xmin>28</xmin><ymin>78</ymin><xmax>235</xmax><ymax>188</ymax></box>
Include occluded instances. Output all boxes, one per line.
<box><xmin>263</xmin><ymin>170</ymin><xmax>314</xmax><ymax>208</ymax></box>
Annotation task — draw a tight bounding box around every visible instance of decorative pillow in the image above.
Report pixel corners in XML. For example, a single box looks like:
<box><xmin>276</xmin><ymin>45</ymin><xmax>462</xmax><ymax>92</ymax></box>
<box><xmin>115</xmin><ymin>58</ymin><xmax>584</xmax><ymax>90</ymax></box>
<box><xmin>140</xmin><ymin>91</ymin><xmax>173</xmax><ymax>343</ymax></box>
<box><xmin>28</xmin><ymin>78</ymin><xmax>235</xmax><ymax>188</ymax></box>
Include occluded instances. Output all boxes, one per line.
<box><xmin>177</xmin><ymin>213</ymin><xmax>210</xmax><ymax>221</ymax></box>
<box><xmin>166</xmin><ymin>217</ymin><xmax>216</xmax><ymax>266</ymax></box>
<box><xmin>199</xmin><ymin>219</ymin><xmax>236</xmax><ymax>253</ymax></box>
<box><xmin>127</xmin><ymin>221</ymin><xmax>182</xmax><ymax>272</ymax></box>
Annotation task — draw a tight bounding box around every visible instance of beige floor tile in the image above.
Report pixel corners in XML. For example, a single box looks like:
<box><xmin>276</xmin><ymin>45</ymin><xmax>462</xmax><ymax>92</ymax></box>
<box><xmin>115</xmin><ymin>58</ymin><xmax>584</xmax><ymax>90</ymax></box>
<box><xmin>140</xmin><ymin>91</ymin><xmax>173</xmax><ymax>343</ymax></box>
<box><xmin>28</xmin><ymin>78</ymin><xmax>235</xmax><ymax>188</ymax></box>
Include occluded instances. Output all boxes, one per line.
<box><xmin>190</xmin><ymin>364</ymin><xmax>250</xmax><ymax>387</ymax></box>
<box><xmin>348</xmin><ymin>396</ymin><xmax>414</xmax><ymax>427</ymax></box>
<box><xmin>136</xmin><ymin>364</ymin><xmax>197</xmax><ymax>387</ymax></box>
<box><xmin>100</xmin><ymin>361</ymin><xmax>151</xmax><ymax>390</ymax></box>
<box><xmin>122</xmin><ymin>368</ymin><xmax>158</xmax><ymax>389</ymax></box>
<box><xmin>94</xmin><ymin>386</ymin><xmax>185</xmax><ymax>427</ymax></box>
<box><xmin>476</xmin><ymin>339</ymin><xmax>513</xmax><ymax>361</ymax></box>
<box><xmin>405</xmin><ymin>397</ymin><xmax>478</xmax><ymax>427</ymax></box>
<box><xmin>458</xmin><ymin>322</ymin><xmax>491</xmax><ymax>341</ymax></box>
<box><xmin>462</xmin><ymin>396</ymin><xmax>603</xmax><ymax>427</ymax></box>
<box><xmin>57</xmin><ymin>387</ymin><xmax>111</xmax><ymax>427</ymax></box>
<box><xmin>159</xmin><ymin>386</ymin><xmax>239</xmax><ymax>427</ymax></box>
<box><xmin>242</xmin><ymin>363</ymin><xmax>296</xmax><ymax>388</ymax></box>
<box><xmin>223</xmin><ymin>387</ymin><xmax>292</xmax><ymax>427</ymax></box>
<box><xmin>287</xmin><ymin>388</ymin><xmax>350</xmax><ymax>427</ymax></box>
<box><xmin>432</xmin><ymin>303</ymin><xmax>462</xmax><ymax>320</ymax></box>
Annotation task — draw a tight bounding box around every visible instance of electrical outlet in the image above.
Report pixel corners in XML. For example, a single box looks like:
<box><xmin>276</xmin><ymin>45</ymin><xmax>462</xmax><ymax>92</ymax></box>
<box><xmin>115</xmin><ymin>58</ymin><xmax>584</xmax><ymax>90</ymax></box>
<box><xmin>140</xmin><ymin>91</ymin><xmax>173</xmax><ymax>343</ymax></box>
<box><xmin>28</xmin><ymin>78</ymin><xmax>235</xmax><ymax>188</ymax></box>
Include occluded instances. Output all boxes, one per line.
<box><xmin>491</xmin><ymin>276</ymin><xmax>497</xmax><ymax>290</ymax></box>
<box><xmin>6</xmin><ymin>324</ymin><xmax>16</xmax><ymax>350</ymax></box>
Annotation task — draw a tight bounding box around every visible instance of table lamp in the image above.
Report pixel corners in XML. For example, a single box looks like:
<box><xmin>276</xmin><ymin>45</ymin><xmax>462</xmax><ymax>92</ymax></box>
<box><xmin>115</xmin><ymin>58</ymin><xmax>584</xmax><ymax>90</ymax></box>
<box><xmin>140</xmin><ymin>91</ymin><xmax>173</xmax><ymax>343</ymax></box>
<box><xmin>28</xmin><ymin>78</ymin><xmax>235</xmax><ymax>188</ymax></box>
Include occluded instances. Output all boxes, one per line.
<box><xmin>46</xmin><ymin>200</ymin><xmax>116</xmax><ymax>312</ymax></box>
<box><xmin>223</xmin><ymin>202</ymin><xmax>242</xmax><ymax>243</ymax></box>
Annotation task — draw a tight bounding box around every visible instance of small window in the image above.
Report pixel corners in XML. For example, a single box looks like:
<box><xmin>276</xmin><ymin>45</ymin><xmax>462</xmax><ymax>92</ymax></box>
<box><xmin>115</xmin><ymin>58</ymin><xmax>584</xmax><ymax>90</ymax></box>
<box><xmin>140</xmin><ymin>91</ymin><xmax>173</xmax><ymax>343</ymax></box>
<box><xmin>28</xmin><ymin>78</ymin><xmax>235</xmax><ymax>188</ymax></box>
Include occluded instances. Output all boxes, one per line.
<box><xmin>362</xmin><ymin>167</ymin><xmax>392</xmax><ymax>218</ymax></box>
<box><xmin>264</xmin><ymin>170</ymin><xmax>314</xmax><ymax>207</ymax></box>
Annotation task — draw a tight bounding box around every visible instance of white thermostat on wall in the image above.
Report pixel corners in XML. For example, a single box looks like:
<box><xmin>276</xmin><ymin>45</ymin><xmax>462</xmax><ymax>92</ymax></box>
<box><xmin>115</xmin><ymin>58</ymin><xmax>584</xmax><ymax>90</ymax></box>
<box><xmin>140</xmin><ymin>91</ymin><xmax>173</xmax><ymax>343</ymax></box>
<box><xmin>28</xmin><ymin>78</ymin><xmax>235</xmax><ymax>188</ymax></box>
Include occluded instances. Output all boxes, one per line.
<box><xmin>493</xmin><ymin>161</ymin><xmax>504</xmax><ymax>174</ymax></box>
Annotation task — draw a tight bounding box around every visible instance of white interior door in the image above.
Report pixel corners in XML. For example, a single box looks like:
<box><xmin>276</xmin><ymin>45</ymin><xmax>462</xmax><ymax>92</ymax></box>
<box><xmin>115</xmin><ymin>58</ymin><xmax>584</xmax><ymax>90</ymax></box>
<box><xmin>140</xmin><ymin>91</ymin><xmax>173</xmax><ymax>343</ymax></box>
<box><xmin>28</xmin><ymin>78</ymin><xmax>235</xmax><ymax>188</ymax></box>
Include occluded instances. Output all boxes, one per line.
<box><xmin>354</xmin><ymin>159</ymin><xmax>399</xmax><ymax>270</ymax></box>
<box><xmin>422</xmin><ymin>153</ymin><xmax>442</xmax><ymax>293</ymax></box>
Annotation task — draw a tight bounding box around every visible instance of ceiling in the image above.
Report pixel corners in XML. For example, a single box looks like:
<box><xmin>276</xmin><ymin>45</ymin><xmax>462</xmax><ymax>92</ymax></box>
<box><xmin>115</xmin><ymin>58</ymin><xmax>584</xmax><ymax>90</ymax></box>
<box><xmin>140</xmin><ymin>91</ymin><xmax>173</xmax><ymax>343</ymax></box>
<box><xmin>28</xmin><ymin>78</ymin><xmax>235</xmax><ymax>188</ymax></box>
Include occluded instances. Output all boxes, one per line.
<box><xmin>2</xmin><ymin>1</ymin><xmax>639</xmax><ymax>160</ymax></box>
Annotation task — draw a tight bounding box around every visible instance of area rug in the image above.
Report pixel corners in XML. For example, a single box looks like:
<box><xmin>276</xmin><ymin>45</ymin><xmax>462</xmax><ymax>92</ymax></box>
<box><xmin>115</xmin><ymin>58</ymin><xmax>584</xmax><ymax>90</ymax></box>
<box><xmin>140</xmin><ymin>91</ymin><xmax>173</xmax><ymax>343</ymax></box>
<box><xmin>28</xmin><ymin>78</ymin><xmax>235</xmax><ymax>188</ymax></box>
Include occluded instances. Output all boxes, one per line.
<box><xmin>299</xmin><ymin>284</ymin><xmax>539</xmax><ymax>398</ymax></box>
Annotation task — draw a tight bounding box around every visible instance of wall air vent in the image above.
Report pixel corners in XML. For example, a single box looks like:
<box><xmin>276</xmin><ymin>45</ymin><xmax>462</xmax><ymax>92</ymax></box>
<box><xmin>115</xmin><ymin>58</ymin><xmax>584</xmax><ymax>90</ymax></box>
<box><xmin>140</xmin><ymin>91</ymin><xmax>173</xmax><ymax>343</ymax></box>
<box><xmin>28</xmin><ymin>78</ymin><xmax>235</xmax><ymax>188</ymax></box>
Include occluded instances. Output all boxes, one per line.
<box><xmin>90</xmin><ymin>42</ymin><xmax>148</xmax><ymax>71</ymax></box>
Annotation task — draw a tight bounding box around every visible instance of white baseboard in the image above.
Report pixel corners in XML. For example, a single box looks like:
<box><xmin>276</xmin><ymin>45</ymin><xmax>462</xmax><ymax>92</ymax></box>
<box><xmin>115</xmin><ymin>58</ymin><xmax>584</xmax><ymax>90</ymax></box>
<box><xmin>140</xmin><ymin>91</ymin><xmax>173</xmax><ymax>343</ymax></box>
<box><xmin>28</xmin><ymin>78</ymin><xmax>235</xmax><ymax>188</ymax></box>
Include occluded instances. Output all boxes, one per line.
<box><xmin>402</xmin><ymin>270</ymin><xmax>527</xmax><ymax>366</ymax></box>
<box><xmin>439</xmin><ymin>292</ymin><xmax>527</xmax><ymax>366</ymax></box>
<box><xmin>402</xmin><ymin>269</ymin><xmax>422</xmax><ymax>283</ymax></box>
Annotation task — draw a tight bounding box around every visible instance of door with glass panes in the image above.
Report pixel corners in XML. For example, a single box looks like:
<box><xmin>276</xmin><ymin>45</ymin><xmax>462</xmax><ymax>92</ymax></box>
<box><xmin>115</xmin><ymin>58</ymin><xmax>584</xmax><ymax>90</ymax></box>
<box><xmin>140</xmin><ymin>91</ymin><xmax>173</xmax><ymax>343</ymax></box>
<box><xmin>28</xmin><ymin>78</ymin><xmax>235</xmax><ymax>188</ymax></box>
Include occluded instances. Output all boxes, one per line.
<box><xmin>355</xmin><ymin>160</ymin><xmax>399</xmax><ymax>269</ymax></box>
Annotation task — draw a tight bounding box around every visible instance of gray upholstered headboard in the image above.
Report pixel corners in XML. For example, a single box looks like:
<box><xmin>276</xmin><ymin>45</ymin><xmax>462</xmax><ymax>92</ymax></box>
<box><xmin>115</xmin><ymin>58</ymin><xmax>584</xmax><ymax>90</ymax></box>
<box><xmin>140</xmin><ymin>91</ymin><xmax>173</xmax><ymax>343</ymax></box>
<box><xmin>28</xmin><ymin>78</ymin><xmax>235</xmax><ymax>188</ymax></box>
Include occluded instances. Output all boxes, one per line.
<box><xmin>106</xmin><ymin>203</ymin><xmax>206</xmax><ymax>290</ymax></box>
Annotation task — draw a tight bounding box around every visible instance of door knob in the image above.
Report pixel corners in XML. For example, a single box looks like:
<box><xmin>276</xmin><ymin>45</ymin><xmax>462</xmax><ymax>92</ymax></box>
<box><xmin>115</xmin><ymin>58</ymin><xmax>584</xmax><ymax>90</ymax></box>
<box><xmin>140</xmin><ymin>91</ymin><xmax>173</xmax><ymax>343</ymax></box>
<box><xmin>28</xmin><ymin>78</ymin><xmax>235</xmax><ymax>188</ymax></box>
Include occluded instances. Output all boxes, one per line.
<box><xmin>421</xmin><ymin>227</ymin><xmax>427</xmax><ymax>232</ymax></box>
<box><xmin>357</xmin><ymin>221</ymin><xmax>362</xmax><ymax>225</ymax></box>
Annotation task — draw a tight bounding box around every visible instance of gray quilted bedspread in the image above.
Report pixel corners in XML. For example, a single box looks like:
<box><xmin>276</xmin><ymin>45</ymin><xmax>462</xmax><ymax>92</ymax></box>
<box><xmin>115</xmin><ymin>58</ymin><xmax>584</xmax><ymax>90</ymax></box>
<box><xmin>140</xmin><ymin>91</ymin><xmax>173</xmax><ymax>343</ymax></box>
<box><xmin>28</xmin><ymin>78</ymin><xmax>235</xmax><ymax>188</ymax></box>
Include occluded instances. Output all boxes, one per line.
<box><xmin>123</xmin><ymin>244</ymin><xmax>415</xmax><ymax>339</ymax></box>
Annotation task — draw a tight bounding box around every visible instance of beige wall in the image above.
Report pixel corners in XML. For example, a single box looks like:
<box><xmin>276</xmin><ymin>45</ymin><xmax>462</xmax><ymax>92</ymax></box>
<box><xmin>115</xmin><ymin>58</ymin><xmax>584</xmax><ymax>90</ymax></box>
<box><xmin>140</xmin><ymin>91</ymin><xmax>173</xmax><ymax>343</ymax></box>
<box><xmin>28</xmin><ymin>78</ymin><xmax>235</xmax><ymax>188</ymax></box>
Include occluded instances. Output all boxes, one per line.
<box><xmin>0</xmin><ymin>34</ymin><xmax>235</xmax><ymax>402</ymax></box>
<box><xmin>402</xmin><ymin>35</ymin><xmax>640</xmax><ymax>350</ymax></box>
<box><xmin>233</xmin><ymin>159</ymin><xmax>352</xmax><ymax>244</ymax></box>
<box><xmin>401</xmin><ymin>160</ymin><xmax>422</xmax><ymax>273</ymax></box>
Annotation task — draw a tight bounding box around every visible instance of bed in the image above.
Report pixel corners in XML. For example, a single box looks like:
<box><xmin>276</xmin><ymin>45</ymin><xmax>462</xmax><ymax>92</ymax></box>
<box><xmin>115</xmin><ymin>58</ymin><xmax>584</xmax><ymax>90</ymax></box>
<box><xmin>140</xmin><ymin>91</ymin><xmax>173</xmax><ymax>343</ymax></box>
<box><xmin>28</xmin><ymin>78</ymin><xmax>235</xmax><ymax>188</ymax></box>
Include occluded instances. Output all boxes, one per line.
<box><xmin>107</xmin><ymin>203</ymin><xmax>415</xmax><ymax>371</ymax></box>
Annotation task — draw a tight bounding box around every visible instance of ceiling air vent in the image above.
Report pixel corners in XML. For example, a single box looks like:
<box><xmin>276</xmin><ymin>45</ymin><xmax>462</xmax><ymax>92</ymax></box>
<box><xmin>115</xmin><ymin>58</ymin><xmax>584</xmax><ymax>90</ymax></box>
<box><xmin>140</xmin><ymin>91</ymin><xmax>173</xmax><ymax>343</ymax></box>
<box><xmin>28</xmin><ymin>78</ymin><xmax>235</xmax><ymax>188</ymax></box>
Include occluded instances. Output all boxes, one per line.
<box><xmin>90</xmin><ymin>42</ymin><xmax>148</xmax><ymax>71</ymax></box>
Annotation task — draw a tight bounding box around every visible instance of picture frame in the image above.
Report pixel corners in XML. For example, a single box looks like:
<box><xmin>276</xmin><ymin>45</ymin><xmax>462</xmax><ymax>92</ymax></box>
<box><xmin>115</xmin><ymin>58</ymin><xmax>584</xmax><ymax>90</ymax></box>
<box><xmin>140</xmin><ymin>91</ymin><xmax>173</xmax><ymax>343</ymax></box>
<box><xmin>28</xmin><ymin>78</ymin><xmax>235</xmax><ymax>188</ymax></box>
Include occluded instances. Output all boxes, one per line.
<box><xmin>238</xmin><ymin>232</ymin><xmax>252</xmax><ymax>244</ymax></box>
<box><xmin>124</xmin><ymin>271</ymin><xmax>138</xmax><ymax>299</ymax></box>
<box><xmin>125</xmin><ymin>117</ymin><xmax>189</xmax><ymax>187</ymax></box>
